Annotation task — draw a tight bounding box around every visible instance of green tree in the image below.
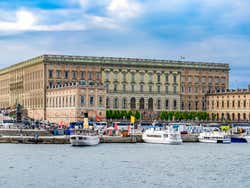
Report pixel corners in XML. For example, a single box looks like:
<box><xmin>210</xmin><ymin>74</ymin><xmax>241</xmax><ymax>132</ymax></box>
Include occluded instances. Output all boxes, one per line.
<box><xmin>134</xmin><ymin>111</ymin><xmax>141</xmax><ymax>120</ymax></box>
<box><xmin>160</xmin><ymin>111</ymin><xmax>167</xmax><ymax>120</ymax></box>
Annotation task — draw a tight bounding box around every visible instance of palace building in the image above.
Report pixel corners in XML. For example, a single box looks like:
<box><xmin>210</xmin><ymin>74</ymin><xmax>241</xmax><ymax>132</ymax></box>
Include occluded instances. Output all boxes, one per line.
<box><xmin>206</xmin><ymin>89</ymin><xmax>250</xmax><ymax>122</ymax></box>
<box><xmin>0</xmin><ymin>54</ymin><xmax>229</xmax><ymax>123</ymax></box>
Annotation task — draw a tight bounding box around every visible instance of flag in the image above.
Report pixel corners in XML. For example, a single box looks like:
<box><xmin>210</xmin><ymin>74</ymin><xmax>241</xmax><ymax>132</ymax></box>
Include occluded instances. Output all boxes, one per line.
<box><xmin>114</xmin><ymin>122</ymin><xmax>118</xmax><ymax>130</ymax></box>
<box><xmin>84</xmin><ymin>118</ymin><xmax>89</xmax><ymax>129</ymax></box>
<box><xmin>130</xmin><ymin>115</ymin><xmax>135</xmax><ymax>124</ymax></box>
<box><xmin>96</xmin><ymin>114</ymin><xmax>101</xmax><ymax>122</ymax></box>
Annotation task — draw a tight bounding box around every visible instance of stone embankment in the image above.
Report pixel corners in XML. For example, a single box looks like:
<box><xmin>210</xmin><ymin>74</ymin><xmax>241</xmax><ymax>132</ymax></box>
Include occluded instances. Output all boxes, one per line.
<box><xmin>0</xmin><ymin>129</ymin><xmax>199</xmax><ymax>144</ymax></box>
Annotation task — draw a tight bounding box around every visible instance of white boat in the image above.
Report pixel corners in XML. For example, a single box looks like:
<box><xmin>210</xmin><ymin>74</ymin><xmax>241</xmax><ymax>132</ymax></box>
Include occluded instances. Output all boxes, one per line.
<box><xmin>198</xmin><ymin>131</ymin><xmax>231</xmax><ymax>144</ymax></box>
<box><xmin>244</xmin><ymin>135</ymin><xmax>250</xmax><ymax>143</ymax></box>
<box><xmin>70</xmin><ymin>130</ymin><xmax>99</xmax><ymax>146</ymax></box>
<box><xmin>142</xmin><ymin>128</ymin><xmax>182</xmax><ymax>145</ymax></box>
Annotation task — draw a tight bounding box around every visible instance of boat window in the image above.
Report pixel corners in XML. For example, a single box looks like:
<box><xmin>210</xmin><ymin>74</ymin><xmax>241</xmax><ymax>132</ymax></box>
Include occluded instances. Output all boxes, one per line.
<box><xmin>146</xmin><ymin>134</ymin><xmax>161</xmax><ymax>138</ymax></box>
<box><xmin>78</xmin><ymin>137</ymin><xmax>83</xmax><ymax>140</ymax></box>
<box><xmin>163</xmin><ymin>134</ymin><xmax>168</xmax><ymax>138</ymax></box>
<box><xmin>71</xmin><ymin>137</ymin><xmax>76</xmax><ymax>140</ymax></box>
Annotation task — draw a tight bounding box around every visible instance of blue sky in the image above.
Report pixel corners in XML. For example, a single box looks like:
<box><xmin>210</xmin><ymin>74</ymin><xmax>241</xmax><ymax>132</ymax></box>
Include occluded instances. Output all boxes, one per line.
<box><xmin>0</xmin><ymin>0</ymin><xmax>249</xmax><ymax>88</ymax></box>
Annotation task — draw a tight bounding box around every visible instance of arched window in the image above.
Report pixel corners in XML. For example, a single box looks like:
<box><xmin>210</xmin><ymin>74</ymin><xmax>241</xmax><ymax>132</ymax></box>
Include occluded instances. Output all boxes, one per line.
<box><xmin>130</xmin><ymin>97</ymin><xmax>136</xmax><ymax>109</ymax></box>
<box><xmin>165</xmin><ymin>99</ymin><xmax>169</xmax><ymax>110</ymax></box>
<box><xmin>106</xmin><ymin>97</ymin><xmax>110</xmax><ymax>108</ymax></box>
<box><xmin>148</xmin><ymin>98</ymin><xmax>153</xmax><ymax>111</ymax></box>
<box><xmin>114</xmin><ymin>98</ymin><xmax>118</xmax><ymax>109</ymax></box>
<box><xmin>157</xmin><ymin>99</ymin><xmax>161</xmax><ymax>109</ymax></box>
<box><xmin>122</xmin><ymin>98</ymin><xmax>127</xmax><ymax>109</ymax></box>
<box><xmin>139</xmin><ymin>98</ymin><xmax>144</xmax><ymax>110</ymax></box>
<box><xmin>232</xmin><ymin>113</ymin><xmax>235</xmax><ymax>121</ymax></box>
<box><xmin>173</xmin><ymin>100</ymin><xmax>177</xmax><ymax>110</ymax></box>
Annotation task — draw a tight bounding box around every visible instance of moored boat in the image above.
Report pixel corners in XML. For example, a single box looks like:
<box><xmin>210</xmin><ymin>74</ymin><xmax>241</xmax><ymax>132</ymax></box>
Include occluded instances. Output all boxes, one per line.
<box><xmin>70</xmin><ymin>129</ymin><xmax>99</xmax><ymax>146</ymax></box>
<box><xmin>198</xmin><ymin>131</ymin><xmax>231</xmax><ymax>144</ymax></box>
<box><xmin>142</xmin><ymin>128</ymin><xmax>182</xmax><ymax>145</ymax></box>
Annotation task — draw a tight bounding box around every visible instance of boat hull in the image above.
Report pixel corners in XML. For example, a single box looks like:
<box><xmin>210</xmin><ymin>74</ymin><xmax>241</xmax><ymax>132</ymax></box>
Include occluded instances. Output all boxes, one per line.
<box><xmin>198</xmin><ymin>138</ymin><xmax>231</xmax><ymax>144</ymax></box>
<box><xmin>231</xmin><ymin>137</ymin><xmax>247</xmax><ymax>143</ymax></box>
<box><xmin>70</xmin><ymin>135</ymin><xmax>99</xmax><ymax>146</ymax></box>
<box><xmin>142</xmin><ymin>135</ymin><xmax>182</xmax><ymax>145</ymax></box>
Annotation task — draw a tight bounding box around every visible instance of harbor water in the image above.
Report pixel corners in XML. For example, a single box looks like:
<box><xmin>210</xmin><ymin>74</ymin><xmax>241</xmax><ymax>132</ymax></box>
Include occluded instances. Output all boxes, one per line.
<box><xmin>0</xmin><ymin>143</ymin><xmax>250</xmax><ymax>188</ymax></box>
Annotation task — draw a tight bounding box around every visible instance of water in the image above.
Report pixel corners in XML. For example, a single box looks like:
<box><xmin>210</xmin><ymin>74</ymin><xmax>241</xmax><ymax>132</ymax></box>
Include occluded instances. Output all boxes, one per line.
<box><xmin>0</xmin><ymin>143</ymin><xmax>250</xmax><ymax>188</ymax></box>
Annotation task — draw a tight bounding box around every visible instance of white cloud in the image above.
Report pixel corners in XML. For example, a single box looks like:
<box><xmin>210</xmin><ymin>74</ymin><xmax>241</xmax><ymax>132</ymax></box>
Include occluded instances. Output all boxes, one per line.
<box><xmin>107</xmin><ymin>0</ymin><xmax>142</xmax><ymax>19</ymax></box>
<box><xmin>0</xmin><ymin>9</ymin><xmax>37</xmax><ymax>31</ymax></box>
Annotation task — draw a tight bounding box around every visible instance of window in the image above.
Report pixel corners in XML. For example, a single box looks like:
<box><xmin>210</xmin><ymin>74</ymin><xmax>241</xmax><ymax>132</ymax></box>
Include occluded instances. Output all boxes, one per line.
<box><xmin>122</xmin><ymin>98</ymin><xmax>127</xmax><ymax>109</ymax></box>
<box><xmin>88</xmin><ymin>72</ymin><xmax>93</xmax><ymax>80</ymax></box>
<box><xmin>131</xmin><ymin>73</ymin><xmax>135</xmax><ymax>82</ymax></box>
<box><xmin>123</xmin><ymin>84</ymin><xmax>126</xmax><ymax>92</ymax></box>
<box><xmin>165</xmin><ymin>74</ymin><xmax>169</xmax><ymax>82</ymax></box>
<box><xmin>49</xmin><ymin>81</ymin><xmax>53</xmax><ymax>88</ymax></box>
<box><xmin>181</xmin><ymin>102</ymin><xmax>184</xmax><ymax>110</ymax></box>
<box><xmin>106</xmin><ymin>98</ymin><xmax>110</xmax><ymax>108</ymax></box>
<box><xmin>157</xmin><ymin>74</ymin><xmax>161</xmax><ymax>82</ymax></box>
<box><xmin>173</xmin><ymin>100</ymin><xmax>177</xmax><ymax>110</ymax></box>
<box><xmin>114</xmin><ymin>84</ymin><xmax>117</xmax><ymax>92</ymax></box>
<box><xmin>195</xmin><ymin>101</ymin><xmax>198</xmax><ymax>111</ymax></box>
<box><xmin>238</xmin><ymin>101</ymin><xmax>241</xmax><ymax>108</ymax></box>
<box><xmin>72</xmin><ymin>71</ymin><xmax>77</xmax><ymax>79</ymax></box>
<box><xmin>96</xmin><ymin>72</ymin><xmax>100</xmax><ymax>80</ymax></box>
<box><xmin>149</xmin><ymin>73</ymin><xmax>152</xmax><ymax>82</ymax></box>
<box><xmin>173</xmin><ymin>86</ymin><xmax>177</xmax><ymax>94</ymax></box>
<box><xmin>165</xmin><ymin>86</ymin><xmax>169</xmax><ymax>94</ymax></box>
<box><xmin>157</xmin><ymin>99</ymin><xmax>161</xmax><ymax>109</ymax></box>
<box><xmin>114</xmin><ymin>72</ymin><xmax>118</xmax><ymax>81</ymax></box>
<box><xmin>80</xmin><ymin>96</ymin><xmax>85</xmax><ymax>106</ymax></box>
<box><xmin>98</xmin><ymin>96</ymin><xmax>102</xmax><ymax>106</ymax></box>
<box><xmin>105</xmin><ymin>72</ymin><xmax>110</xmax><ymax>81</ymax></box>
<box><xmin>202</xmin><ymin>76</ymin><xmax>206</xmax><ymax>83</ymax></box>
<box><xmin>105</xmin><ymin>83</ymin><xmax>109</xmax><ymax>92</ymax></box>
<box><xmin>140</xmin><ymin>85</ymin><xmax>143</xmax><ymax>92</ymax></box>
<box><xmin>80</xmin><ymin>71</ymin><xmax>85</xmax><ymax>80</ymax></box>
<box><xmin>165</xmin><ymin>99</ymin><xmax>169</xmax><ymax>109</ymax></box>
<box><xmin>114</xmin><ymin>98</ymin><xmax>118</xmax><ymax>108</ymax></box>
<box><xmin>195</xmin><ymin>76</ymin><xmax>199</xmax><ymax>83</ymax></box>
<box><xmin>188</xmin><ymin>76</ymin><xmax>192</xmax><ymax>82</ymax></box>
<box><xmin>157</xmin><ymin>85</ymin><xmax>160</xmax><ymax>93</ymax></box>
<box><xmin>173</xmin><ymin>75</ymin><xmax>177</xmax><ymax>83</ymax></box>
<box><xmin>131</xmin><ymin>85</ymin><xmax>135</xmax><ymax>92</ymax></box>
<box><xmin>149</xmin><ymin>85</ymin><xmax>152</xmax><ymax>92</ymax></box>
<box><xmin>140</xmin><ymin>73</ymin><xmax>144</xmax><ymax>82</ymax></box>
<box><xmin>49</xmin><ymin>70</ymin><xmax>53</xmax><ymax>78</ymax></box>
<box><xmin>56</xmin><ymin>70</ymin><xmax>61</xmax><ymax>78</ymax></box>
<box><xmin>188</xmin><ymin>87</ymin><xmax>192</xmax><ymax>93</ymax></box>
<box><xmin>215</xmin><ymin>77</ymin><xmax>219</xmax><ymax>83</ymax></box>
<box><xmin>64</xmin><ymin>71</ymin><xmax>69</xmax><ymax>79</ymax></box>
<box><xmin>89</xmin><ymin>96</ymin><xmax>94</xmax><ymax>105</ymax></box>
<box><xmin>195</xmin><ymin>87</ymin><xmax>198</xmax><ymax>93</ymax></box>
<box><xmin>122</xmin><ymin>72</ymin><xmax>126</xmax><ymax>81</ymax></box>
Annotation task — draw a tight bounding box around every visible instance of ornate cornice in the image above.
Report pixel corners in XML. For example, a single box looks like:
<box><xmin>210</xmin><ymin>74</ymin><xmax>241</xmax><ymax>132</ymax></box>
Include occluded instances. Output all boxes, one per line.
<box><xmin>0</xmin><ymin>54</ymin><xmax>230</xmax><ymax>75</ymax></box>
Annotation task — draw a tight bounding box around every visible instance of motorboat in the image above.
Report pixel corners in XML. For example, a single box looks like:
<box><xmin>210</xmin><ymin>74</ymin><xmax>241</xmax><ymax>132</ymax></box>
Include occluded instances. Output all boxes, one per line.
<box><xmin>142</xmin><ymin>128</ymin><xmax>182</xmax><ymax>145</ymax></box>
<box><xmin>70</xmin><ymin>129</ymin><xmax>99</xmax><ymax>146</ymax></box>
<box><xmin>198</xmin><ymin>131</ymin><xmax>231</xmax><ymax>144</ymax></box>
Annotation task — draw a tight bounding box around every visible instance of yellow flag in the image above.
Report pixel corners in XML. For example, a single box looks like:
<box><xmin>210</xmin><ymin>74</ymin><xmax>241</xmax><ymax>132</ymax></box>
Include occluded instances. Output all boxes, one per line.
<box><xmin>84</xmin><ymin>118</ymin><xmax>89</xmax><ymax>129</ymax></box>
<box><xmin>130</xmin><ymin>115</ymin><xmax>135</xmax><ymax>124</ymax></box>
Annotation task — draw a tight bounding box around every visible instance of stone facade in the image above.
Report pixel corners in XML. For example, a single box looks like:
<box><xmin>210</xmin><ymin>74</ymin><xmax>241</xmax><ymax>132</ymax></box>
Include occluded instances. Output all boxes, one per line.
<box><xmin>46</xmin><ymin>84</ymin><xmax>106</xmax><ymax>125</ymax></box>
<box><xmin>206</xmin><ymin>89</ymin><xmax>250</xmax><ymax>121</ymax></box>
<box><xmin>0</xmin><ymin>54</ymin><xmax>230</xmax><ymax>123</ymax></box>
